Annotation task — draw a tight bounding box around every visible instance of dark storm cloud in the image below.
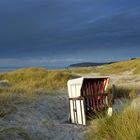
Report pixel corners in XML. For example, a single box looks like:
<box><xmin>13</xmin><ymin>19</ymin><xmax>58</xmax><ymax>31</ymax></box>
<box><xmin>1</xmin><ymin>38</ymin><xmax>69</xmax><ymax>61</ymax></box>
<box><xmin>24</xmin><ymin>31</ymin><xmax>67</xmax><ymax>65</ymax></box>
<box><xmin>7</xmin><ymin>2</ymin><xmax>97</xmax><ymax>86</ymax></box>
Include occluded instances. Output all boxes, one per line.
<box><xmin>0</xmin><ymin>0</ymin><xmax>140</xmax><ymax>66</ymax></box>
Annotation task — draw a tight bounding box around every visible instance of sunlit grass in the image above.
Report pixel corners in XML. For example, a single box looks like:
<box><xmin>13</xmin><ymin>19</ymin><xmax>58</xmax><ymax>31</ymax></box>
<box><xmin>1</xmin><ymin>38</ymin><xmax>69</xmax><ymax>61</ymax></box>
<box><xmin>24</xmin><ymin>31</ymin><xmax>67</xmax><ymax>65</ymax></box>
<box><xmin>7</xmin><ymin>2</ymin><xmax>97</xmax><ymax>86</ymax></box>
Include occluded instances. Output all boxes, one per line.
<box><xmin>67</xmin><ymin>58</ymin><xmax>140</xmax><ymax>75</ymax></box>
<box><xmin>0</xmin><ymin>68</ymin><xmax>78</xmax><ymax>95</ymax></box>
<box><xmin>86</xmin><ymin>107</ymin><xmax>140</xmax><ymax>140</ymax></box>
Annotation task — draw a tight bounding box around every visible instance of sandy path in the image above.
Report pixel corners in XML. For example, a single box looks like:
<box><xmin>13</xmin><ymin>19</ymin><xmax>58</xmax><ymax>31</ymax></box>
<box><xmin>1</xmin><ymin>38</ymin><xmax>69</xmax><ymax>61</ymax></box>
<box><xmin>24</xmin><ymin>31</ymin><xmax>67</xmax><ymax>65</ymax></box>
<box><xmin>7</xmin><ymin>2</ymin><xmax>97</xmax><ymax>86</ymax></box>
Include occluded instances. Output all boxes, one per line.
<box><xmin>0</xmin><ymin>95</ymin><xmax>86</xmax><ymax>140</ymax></box>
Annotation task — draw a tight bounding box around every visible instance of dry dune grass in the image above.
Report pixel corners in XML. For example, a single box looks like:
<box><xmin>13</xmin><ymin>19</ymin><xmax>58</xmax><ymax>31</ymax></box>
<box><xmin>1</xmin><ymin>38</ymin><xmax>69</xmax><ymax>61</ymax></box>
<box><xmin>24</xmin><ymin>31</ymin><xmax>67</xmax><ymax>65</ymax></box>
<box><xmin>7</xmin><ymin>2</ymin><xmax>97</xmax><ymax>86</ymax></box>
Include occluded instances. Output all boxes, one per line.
<box><xmin>0</xmin><ymin>68</ymin><xmax>77</xmax><ymax>95</ymax></box>
<box><xmin>68</xmin><ymin>58</ymin><xmax>140</xmax><ymax>75</ymax></box>
<box><xmin>87</xmin><ymin>107</ymin><xmax>140</xmax><ymax>140</ymax></box>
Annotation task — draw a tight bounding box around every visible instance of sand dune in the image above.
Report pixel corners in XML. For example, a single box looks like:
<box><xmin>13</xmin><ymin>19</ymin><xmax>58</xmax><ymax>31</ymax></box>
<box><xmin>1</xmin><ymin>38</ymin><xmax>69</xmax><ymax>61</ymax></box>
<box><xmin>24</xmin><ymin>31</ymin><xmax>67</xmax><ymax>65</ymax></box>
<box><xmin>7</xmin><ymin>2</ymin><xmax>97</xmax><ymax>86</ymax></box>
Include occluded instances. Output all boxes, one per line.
<box><xmin>0</xmin><ymin>94</ymin><xmax>86</xmax><ymax>140</ymax></box>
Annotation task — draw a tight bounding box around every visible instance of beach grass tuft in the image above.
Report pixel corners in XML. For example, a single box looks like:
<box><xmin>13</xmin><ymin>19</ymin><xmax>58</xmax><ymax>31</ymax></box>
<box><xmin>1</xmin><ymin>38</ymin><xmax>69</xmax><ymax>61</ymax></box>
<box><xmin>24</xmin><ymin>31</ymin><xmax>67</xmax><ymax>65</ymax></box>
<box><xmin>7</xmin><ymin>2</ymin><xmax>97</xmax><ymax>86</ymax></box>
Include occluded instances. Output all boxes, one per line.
<box><xmin>86</xmin><ymin>106</ymin><xmax>140</xmax><ymax>140</ymax></box>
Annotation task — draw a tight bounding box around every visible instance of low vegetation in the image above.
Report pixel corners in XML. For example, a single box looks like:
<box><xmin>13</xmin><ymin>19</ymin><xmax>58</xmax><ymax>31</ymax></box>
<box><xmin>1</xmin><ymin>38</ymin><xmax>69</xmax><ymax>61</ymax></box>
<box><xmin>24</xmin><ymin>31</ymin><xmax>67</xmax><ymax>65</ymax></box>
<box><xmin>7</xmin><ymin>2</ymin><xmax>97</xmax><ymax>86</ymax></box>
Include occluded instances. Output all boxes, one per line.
<box><xmin>0</xmin><ymin>127</ymin><xmax>31</xmax><ymax>140</ymax></box>
<box><xmin>67</xmin><ymin>58</ymin><xmax>140</xmax><ymax>75</ymax></box>
<box><xmin>0</xmin><ymin>68</ymin><xmax>77</xmax><ymax>95</ymax></box>
<box><xmin>0</xmin><ymin>92</ymin><xmax>32</xmax><ymax>118</ymax></box>
<box><xmin>87</xmin><ymin>107</ymin><xmax>140</xmax><ymax>140</ymax></box>
<box><xmin>108</xmin><ymin>86</ymin><xmax>138</xmax><ymax>99</ymax></box>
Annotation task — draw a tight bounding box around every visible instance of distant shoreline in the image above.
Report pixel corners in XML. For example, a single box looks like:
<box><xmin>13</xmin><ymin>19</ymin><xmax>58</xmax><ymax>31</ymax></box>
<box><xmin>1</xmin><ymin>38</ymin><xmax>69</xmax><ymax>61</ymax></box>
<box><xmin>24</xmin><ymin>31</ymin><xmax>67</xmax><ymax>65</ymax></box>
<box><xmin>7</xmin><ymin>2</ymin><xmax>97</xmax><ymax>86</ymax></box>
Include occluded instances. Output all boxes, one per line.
<box><xmin>0</xmin><ymin>67</ymin><xmax>18</xmax><ymax>73</ymax></box>
<box><xmin>0</xmin><ymin>66</ymin><xmax>64</xmax><ymax>73</ymax></box>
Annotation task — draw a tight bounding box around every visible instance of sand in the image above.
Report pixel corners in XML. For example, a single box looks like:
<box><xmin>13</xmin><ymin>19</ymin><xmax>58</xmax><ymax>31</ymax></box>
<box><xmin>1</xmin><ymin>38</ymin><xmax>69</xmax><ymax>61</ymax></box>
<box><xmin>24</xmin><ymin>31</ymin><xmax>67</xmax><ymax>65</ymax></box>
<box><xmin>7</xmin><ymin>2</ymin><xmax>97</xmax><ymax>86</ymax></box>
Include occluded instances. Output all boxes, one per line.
<box><xmin>0</xmin><ymin>94</ymin><xmax>86</xmax><ymax>140</ymax></box>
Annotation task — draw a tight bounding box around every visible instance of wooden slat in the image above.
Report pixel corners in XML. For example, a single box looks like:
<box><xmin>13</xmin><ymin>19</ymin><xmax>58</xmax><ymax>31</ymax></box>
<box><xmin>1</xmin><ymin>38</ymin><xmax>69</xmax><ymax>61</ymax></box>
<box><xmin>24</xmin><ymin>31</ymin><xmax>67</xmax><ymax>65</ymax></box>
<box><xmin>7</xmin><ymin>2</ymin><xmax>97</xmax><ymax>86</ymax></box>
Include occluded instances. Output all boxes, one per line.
<box><xmin>75</xmin><ymin>100</ymin><xmax>78</xmax><ymax>123</ymax></box>
<box><xmin>91</xmin><ymin>82</ymin><xmax>96</xmax><ymax>111</ymax></box>
<box><xmin>80</xmin><ymin>100</ymin><xmax>83</xmax><ymax>125</ymax></box>
<box><xmin>72</xmin><ymin>100</ymin><xmax>76</xmax><ymax>123</ymax></box>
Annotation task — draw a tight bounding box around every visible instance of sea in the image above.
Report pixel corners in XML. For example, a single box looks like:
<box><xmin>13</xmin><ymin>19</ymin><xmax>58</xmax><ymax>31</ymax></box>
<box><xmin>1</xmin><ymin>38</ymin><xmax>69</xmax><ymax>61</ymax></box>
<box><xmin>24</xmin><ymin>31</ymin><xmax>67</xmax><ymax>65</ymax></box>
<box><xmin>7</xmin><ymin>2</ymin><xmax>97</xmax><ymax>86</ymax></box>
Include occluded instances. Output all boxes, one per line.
<box><xmin>0</xmin><ymin>66</ymin><xmax>64</xmax><ymax>73</ymax></box>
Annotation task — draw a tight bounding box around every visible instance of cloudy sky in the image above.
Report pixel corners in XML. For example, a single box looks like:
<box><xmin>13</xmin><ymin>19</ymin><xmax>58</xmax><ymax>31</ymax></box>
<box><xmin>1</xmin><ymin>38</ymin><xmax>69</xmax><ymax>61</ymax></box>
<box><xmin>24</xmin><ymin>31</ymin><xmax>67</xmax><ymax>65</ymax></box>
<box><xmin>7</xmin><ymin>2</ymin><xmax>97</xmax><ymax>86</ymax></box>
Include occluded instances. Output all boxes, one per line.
<box><xmin>0</xmin><ymin>0</ymin><xmax>140</xmax><ymax>67</ymax></box>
